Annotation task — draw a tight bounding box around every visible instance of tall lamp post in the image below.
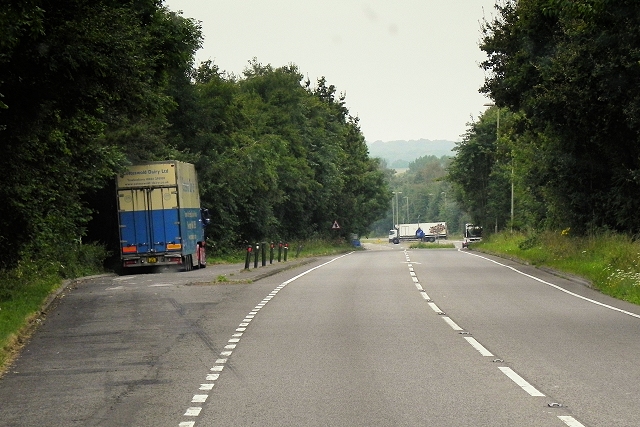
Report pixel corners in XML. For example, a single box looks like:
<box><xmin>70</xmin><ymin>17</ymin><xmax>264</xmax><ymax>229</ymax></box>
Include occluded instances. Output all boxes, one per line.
<box><xmin>404</xmin><ymin>196</ymin><xmax>409</xmax><ymax>223</ymax></box>
<box><xmin>392</xmin><ymin>191</ymin><xmax>402</xmax><ymax>227</ymax></box>
<box><xmin>484</xmin><ymin>102</ymin><xmax>512</xmax><ymax>233</ymax></box>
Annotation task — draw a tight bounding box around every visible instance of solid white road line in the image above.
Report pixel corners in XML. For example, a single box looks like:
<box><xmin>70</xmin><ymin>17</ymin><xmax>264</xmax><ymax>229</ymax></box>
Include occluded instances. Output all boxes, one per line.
<box><xmin>462</xmin><ymin>251</ymin><xmax>640</xmax><ymax>319</ymax></box>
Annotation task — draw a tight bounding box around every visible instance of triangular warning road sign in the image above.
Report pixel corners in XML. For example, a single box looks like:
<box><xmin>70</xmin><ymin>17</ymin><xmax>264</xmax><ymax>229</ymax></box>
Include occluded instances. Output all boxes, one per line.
<box><xmin>332</xmin><ymin>220</ymin><xmax>340</xmax><ymax>229</ymax></box>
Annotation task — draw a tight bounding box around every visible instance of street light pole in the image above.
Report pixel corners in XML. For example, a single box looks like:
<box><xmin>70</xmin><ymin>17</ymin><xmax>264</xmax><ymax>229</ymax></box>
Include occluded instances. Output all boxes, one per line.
<box><xmin>392</xmin><ymin>191</ymin><xmax>402</xmax><ymax>227</ymax></box>
<box><xmin>484</xmin><ymin>102</ymin><xmax>511</xmax><ymax>232</ymax></box>
<box><xmin>391</xmin><ymin>192</ymin><xmax>396</xmax><ymax>228</ymax></box>
<box><xmin>404</xmin><ymin>196</ymin><xmax>409</xmax><ymax>223</ymax></box>
<box><xmin>395</xmin><ymin>191</ymin><xmax>402</xmax><ymax>226</ymax></box>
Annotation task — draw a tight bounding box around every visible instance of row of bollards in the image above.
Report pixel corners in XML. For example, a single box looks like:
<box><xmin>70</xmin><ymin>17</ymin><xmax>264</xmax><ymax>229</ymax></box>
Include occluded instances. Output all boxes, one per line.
<box><xmin>244</xmin><ymin>242</ymin><xmax>288</xmax><ymax>270</ymax></box>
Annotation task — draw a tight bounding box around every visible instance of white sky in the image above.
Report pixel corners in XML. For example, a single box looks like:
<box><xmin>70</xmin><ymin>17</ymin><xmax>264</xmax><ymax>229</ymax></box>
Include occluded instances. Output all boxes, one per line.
<box><xmin>162</xmin><ymin>1</ymin><xmax>498</xmax><ymax>143</ymax></box>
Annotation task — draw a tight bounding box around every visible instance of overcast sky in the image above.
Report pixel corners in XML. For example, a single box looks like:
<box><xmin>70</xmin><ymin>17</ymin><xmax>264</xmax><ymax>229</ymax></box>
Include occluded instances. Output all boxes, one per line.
<box><xmin>162</xmin><ymin>1</ymin><xmax>498</xmax><ymax>143</ymax></box>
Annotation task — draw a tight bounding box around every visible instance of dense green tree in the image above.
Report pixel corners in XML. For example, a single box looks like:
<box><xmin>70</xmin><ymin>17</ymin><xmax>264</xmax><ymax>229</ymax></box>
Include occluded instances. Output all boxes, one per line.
<box><xmin>0</xmin><ymin>0</ymin><xmax>202</xmax><ymax>268</ymax></box>
<box><xmin>164</xmin><ymin>60</ymin><xmax>389</xmax><ymax>247</ymax></box>
<box><xmin>480</xmin><ymin>0</ymin><xmax>640</xmax><ymax>233</ymax></box>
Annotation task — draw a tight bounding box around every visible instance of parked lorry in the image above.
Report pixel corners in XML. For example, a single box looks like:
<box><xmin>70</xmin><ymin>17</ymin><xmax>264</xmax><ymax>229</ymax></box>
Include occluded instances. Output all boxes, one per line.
<box><xmin>389</xmin><ymin>222</ymin><xmax>448</xmax><ymax>244</ymax></box>
<box><xmin>116</xmin><ymin>161</ymin><xmax>209</xmax><ymax>270</ymax></box>
<box><xmin>462</xmin><ymin>223</ymin><xmax>483</xmax><ymax>248</ymax></box>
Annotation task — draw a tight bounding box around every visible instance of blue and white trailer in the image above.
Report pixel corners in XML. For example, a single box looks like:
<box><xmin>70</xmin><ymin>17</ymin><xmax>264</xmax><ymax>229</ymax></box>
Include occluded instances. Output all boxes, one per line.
<box><xmin>116</xmin><ymin>161</ymin><xmax>208</xmax><ymax>270</ymax></box>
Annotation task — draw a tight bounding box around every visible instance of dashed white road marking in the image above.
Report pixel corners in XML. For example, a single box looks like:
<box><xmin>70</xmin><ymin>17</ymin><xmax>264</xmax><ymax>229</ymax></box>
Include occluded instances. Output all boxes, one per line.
<box><xmin>178</xmin><ymin>252</ymin><xmax>353</xmax><ymax>426</ymax></box>
<box><xmin>464</xmin><ymin>337</ymin><xmax>494</xmax><ymax>357</ymax></box>
<box><xmin>184</xmin><ymin>407</ymin><xmax>202</xmax><ymax>416</ymax></box>
<box><xmin>427</xmin><ymin>302</ymin><xmax>443</xmax><ymax>313</ymax></box>
<box><xmin>442</xmin><ymin>316</ymin><xmax>463</xmax><ymax>331</ymax></box>
<box><xmin>498</xmin><ymin>367</ymin><xmax>545</xmax><ymax>397</ymax></box>
<box><xmin>558</xmin><ymin>416</ymin><xmax>586</xmax><ymax>427</ymax></box>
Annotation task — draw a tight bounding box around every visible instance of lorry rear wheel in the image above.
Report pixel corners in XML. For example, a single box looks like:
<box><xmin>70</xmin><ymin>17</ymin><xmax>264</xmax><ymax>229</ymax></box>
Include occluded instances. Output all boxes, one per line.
<box><xmin>183</xmin><ymin>255</ymin><xmax>192</xmax><ymax>271</ymax></box>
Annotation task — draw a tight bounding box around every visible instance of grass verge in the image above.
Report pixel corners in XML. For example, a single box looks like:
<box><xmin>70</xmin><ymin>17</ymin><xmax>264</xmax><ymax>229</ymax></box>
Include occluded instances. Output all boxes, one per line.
<box><xmin>472</xmin><ymin>231</ymin><xmax>640</xmax><ymax>305</ymax></box>
<box><xmin>409</xmin><ymin>242</ymin><xmax>456</xmax><ymax>249</ymax></box>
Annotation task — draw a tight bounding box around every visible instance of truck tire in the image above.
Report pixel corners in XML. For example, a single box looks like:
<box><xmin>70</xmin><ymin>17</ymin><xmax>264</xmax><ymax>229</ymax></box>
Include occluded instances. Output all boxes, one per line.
<box><xmin>393</xmin><ymin>237</ymin><xmax>400</xmax><ymax>244</ymax></box>
<box><xmin>183</xmin><ymin>255</ymin><xmax>192</xmax><ymax>271</ymax></box>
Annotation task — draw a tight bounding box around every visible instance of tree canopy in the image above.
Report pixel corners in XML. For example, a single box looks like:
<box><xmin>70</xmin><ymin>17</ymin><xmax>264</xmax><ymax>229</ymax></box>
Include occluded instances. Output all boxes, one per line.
<box><xmin>448</xmin><ymin>0</ymin><xmax>640</xmax><ymax>235</ymax></box>
<box><xmin>0</xmin><ymin>1</ymin><xmax>389</xmax><ymax>269</ymax></box>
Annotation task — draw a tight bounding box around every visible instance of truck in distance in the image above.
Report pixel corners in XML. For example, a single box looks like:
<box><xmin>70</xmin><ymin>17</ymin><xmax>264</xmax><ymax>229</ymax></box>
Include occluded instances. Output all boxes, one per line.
<box><xmin>116</xmin><ymin>161</ymin><xmax>209</xmax><ymax>271</ymax></box>
<box><xmin>462</xmin><ymin>223</ymin><xmax>483</xmax><ymax>248</ymax></box>
<box><xmin>389</xmin><ymin>222</ymin><xmax>448</xmax><ymax>244</ymax></box>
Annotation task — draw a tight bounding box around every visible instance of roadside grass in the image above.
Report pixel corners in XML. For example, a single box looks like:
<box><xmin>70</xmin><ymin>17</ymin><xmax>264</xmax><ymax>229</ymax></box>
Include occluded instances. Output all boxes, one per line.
<box><xmin>473</xmin><ymin>231</ymin><xmax>640</xmax><ymax>305</ymax></box>
<box><xmin>409</xmin><ymin>241</ymin><xmax>456</xmax><ymax>249</ymax></box>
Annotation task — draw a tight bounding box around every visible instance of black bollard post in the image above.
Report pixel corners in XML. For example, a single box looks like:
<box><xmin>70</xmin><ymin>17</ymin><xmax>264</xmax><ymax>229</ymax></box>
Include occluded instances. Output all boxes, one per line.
<box><xmin>269</xmin><ymin>242</ymin><xmax>274</xmax><ymax>264</ymax></box>
<box><xmin>278</xmin><ymin>242</ymin><xmax>282</xmax><ymax>262</ymax></box>
<box><xmin>284</xmin><ymin>243</ymin><xmax>288</xmax><ymax>261</ymax></box>
<box><xmin>261</xmin><ymin>241</ymin><xmax>267</xmax><ymax>266</ymax></box>
<box><xmin>254</xmin><ymin>242</ymin><xmax>259</xmax><ymax>268</ymax></box>
<box><xmin>245</xmin><ymin>245</ymin><xmax>252</xmax><ymax>270</ymax></box>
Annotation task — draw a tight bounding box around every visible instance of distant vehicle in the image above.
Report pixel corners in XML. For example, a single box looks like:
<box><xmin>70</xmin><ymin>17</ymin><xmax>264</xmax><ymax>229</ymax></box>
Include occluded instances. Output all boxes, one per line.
<box><xmin>116</xmin><ymin>160</ymin><xmax>210</xmax><ymax>270</ymax></box>
<box><xmin>389</xmin><ymin>222</ymin><xmax>448</xmax><ymax>244</ymax></box>
<box><xmin>462</xmin><ymin>223</ymin><xmax>483</xmax><ymax>248</ymax></box>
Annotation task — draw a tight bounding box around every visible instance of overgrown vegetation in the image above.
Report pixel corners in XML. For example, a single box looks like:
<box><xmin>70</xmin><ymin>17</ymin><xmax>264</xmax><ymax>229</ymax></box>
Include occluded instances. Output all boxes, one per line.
<box><xmin>449</xmin><ymin>1</ymin><xmax>640</xmax><ymax>235</ymax></box>
<box><xmin>473</xmin><ymin>231</ymin><xmax>640</xmax><ymax>305</ymax></box>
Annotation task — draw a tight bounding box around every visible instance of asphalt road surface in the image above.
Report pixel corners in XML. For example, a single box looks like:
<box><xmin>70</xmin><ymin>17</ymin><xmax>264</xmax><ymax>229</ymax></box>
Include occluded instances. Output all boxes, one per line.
<box><xmin>1</xmin><ymin>243</ymin><xmax>640</xmax><ymax>426</ymax></box>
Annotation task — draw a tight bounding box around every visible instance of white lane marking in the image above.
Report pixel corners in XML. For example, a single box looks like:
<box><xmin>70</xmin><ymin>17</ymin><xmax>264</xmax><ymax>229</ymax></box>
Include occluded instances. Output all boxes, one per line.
<box><xmin>442</xmin><ymin>316</ymin><xmax>464</xmax><ymax>331</ymax></box>
<box><xmin>464</xmin><ymin>337</ymin><xmax>494</xmax><ymax>356</ymax></box>
<box><xmin>150</xmin><ymin>283</ymin><xmax>173</xmax><ymax>287</ymax></box>
<box><xmin>184</xmin><ymin>407</ymin><xmax>202</xmax><ymax>416</ymax></box>
<box><xmin>462</xmin><ymin>251</ymin><xmax>640</xmax><ymax>319</ymax></box>
<box><xmin>558</xmin><ymin>416</ymin><xmax>586</xmax><ymax>427</ymax></box>
<box><xmin>412</xmin><ymin>277</ymin><xmax>419</xmax><ymax>283</ymax></box>
<box><xmin>113</xmin><ymin>276</ymin><xmax>135</xmax><ymax>281</ymax></box>
<box><xmin>415</xmin><ymin>284</ymin><xmax>423</xmax><ymax>291</ymax></box>
<box><xmin>279</xmin><ymin>252</ymin><xmax>353</xmax><ymax>286</ymax></box>
<box><xmin>179</xmin><ymin>252</ymin><xmax>354</xmax><ymax>426</ymax></box>
<box><xmin>498</xmin><ymin>367</ymin><xmax>545</xmax><ymax>397</ymax></box>
<box><xmin>106</xmin><ymin>286</ymin><xmax>124</xmax><ymax>290</ymax></box>
<box><xmin>421</xmin><ymin>292</ymin><xmax>431</xmax><ymax>300</ymax></box>
<box><xmin>427</xmin><ymin>302</ymin><xmax>443</xmax><ymax>313</ymax></box>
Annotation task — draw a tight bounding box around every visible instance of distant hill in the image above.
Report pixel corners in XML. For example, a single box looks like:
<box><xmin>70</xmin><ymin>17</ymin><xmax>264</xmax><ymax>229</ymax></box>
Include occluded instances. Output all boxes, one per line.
<box><xmin>366</xmin><ymin>139</ymin><xmax>456</xmax><ymax>169</ymax></box>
